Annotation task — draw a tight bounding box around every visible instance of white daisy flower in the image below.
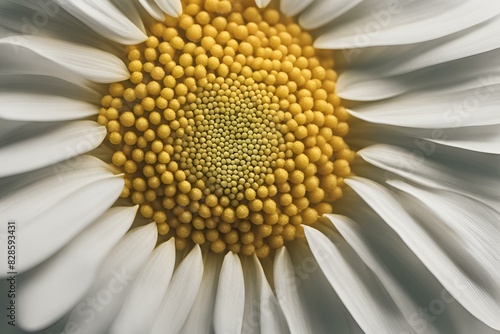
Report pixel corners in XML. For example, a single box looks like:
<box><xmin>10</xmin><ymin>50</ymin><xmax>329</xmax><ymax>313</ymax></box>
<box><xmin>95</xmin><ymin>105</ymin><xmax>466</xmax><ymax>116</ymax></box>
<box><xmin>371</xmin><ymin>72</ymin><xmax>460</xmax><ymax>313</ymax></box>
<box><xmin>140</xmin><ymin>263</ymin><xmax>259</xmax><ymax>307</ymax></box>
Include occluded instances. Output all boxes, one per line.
<box><xmin>1</xmin><ymin>0</ymin><xmax>499</xmax><ymax>333</ymax></box>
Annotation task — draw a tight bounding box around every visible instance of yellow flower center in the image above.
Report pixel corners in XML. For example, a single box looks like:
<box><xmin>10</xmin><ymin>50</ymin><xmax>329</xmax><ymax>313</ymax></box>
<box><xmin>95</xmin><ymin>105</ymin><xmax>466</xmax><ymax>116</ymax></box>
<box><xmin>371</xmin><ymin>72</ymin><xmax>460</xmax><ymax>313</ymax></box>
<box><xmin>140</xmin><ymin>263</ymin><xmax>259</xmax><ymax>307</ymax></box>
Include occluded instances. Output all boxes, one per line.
<box><xmin>98</xmin><ymin>0</ymin><xmax>354</xmax><ymax>258</ymax></box>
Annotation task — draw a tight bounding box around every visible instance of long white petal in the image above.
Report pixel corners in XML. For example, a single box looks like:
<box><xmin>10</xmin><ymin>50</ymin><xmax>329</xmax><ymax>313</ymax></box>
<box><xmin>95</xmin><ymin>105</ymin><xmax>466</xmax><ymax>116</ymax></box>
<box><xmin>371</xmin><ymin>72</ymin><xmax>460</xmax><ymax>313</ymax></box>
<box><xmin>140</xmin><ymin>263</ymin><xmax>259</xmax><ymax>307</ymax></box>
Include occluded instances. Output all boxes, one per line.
<box><xmin>299</xmin><ymin>0</ymin><xmax>362</xmax><ymax>30</ymax></box>
<box><xmin>315</xmin><ymin>0</ymin><xmax>500</xmax><ymax>48</ymax></box>
<box><xmin>348</xmin><ymin>83</ymin><xmax>500</xmax><ymax>128</ymax></box>
<box><xmin>139</xmin><ymin>0</ymin><xmax>166</xmax><ymax>21</ymax></box>
<box><xmin>66</xmin><ymin>223</ymin><xmax>158</xmax><ymax>334</ymax></box>
<box><xmin>389</xmin><ymin>181</ymin><xmax>500</xmax><ymax>284</ymax></box>
<box><xmin>346</xmin><ymin>177</ymin><xmax>500</xmax><ymax>330</ymax></box>
<box><xmin>54</xmin><ymin>0</ymin><xmax>147</xmax><ymax>44</ymax></box>
<box><xmin>336</xmin><ymin>16</ymin><xmax>500</xmax><ymax>85</ymax></box>
<box><xmin>274</xmin><ymin>247</ymin><xmax>311</xmax><ymax>333</ymax></box>
<box><xmin>0</xmin><ymin>155</ymin><xmax>114</xmax><ymax>198</ymax></box>
<box><xmin>0</xmin><ymin>92</ymin><xmax>98</xmax><ymax>121</ymax></box>
<box><xmin>426</xmin><ymin>125</ymin><xmax>500</xmax><ymax>154</ymax></box>
<box><xmin>154</xmin><ymin>0</ymin><xmax>182</xmax><ymax>18</ymax></box>
<box><xmin>180</xmin><ymin>253</ymin><xmax>223</xmax><ymax>334</ymax></box>
<box><xmin>304</xmin><ymin>225</ymin><xmax>414</xmax><ymax>333</ymax></box>
<box><xmin>150</xmin><ymin>245</ymin><xmax>204</xmax><ymax>334</ymax></box>
<box><xmin>0</xmin><ymin>72</ymin><xmax>99</xmax><ymax>102</ymax></box>
<box><xmin>16</xmin><ymin>207</ymin><xmax>134</xmax><ymax>331</ymax></box>
<box><xmin>0</xmin><ymin>302</ymin><xmax>69</xmax><ymax>334</ymax></box>
<box><xmin>338</xmin><ymin>48</ymin><xmax>500</xmax><ymax>101</ymax></box>
<box><xmin>0</xmin><ymin>163</ymin><xmax>124</xmax><ymax>275</ymax></box>
<box><xmin>110</xmin><ymin>0</ymin><xmax>146</xmax><ymax>34</ymax></box>
<box><xmin>109</xmin><ymin>239</ymin><xmax>176</xmax><ymax>334</ymax></box>
<box><xmin>326</xmin><ymin>214</ymin><xmax>441</xmax><ymax>334</ymax></box>
<box><xmin>214</xmin><ymin>252</ymin><xmax>245</xmax><ymax>334</ymax></box>
<box><xmin>0</xmin><ymin>159</ymin><xmax>117</xmax><ymax>229</ymax></box>
<box><xmin>0</xmin><ymin>55</ymin><xmax>91</xmax><ymax>94</ymax></box>
<box><xmin>336</xmin><ymin>194</ymin><xmax>500</xmax><ymax>334</ymax></box>
<box><xmin>0</xmin><ymin>178</ymin><xmax>125</xmax><ymax>275</ymax></box>
<box><xmin>241</xmin><ymin>255</ymin><xmax>260</xmax><ymax>334</ymax></box>
<box><xmin>357</xmin><ymin>144</ymin><xmax>500</xmax><ymax>209</ymax></box>
<box><xmin>0</xmin><ymin>121</ymin><xmax>105</xmax><ymax>178</ymax></box>
<box><xmin>241</xmin><ymin>255</ymin><xmax>289</xmax><ymax>334</ymax></box>
<box><xmin>0</xmin><ymin>35</ymin><xmax>129</xmax><ymax>83</ymax></box>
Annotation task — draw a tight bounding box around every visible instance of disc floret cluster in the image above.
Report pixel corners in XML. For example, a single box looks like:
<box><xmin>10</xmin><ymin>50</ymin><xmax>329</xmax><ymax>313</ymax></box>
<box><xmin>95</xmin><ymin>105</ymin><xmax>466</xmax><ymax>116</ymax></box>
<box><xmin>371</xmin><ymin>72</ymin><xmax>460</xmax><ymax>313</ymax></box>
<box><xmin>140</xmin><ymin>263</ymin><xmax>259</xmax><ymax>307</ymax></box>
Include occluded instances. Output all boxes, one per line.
<box><xmin>98</xmin><ymin>0</ymin><xmax>354</xmax><ymax>258</ymax></box>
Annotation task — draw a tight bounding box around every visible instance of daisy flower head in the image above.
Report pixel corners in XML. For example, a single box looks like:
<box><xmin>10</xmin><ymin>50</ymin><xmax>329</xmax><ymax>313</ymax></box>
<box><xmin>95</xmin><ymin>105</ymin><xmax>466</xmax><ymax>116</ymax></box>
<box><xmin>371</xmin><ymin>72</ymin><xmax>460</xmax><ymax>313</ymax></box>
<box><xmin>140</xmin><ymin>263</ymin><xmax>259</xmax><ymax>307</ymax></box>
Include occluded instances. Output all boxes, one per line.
<box><xmin>1</xmin><ymin>0</ymin><xmax>500</xmax><ymax>333</ymax></box>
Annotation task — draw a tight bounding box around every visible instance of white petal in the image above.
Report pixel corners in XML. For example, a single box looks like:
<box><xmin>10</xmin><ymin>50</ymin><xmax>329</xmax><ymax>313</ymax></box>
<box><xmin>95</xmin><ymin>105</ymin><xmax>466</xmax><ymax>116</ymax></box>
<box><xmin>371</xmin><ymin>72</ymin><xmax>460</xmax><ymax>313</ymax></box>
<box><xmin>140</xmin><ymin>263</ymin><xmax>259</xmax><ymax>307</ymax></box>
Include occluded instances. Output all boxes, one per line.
<box><xmin>0</xmin><ymin>159</ymin><xmax>116</xmax><ymax>230</ymax></box>
<box><xmin>240</xmin><ymin>255</ymin><xmax>261</xmax><ymax>334</ymax></box>
<box><xmin>0</xmin><ymin>92</ymin><xmax>98</xmax><ymax>121</ymax></box>
<box><xmin>154</xmin><ymin>0</ymin><xmax>182</xmax><ymax>18</ymax></box>
<box><xmin>0</xmin><ymin>165</ymin><xmax>124</xmax><ymax>275</ymax></box>
<box><xmin>389</xmin><ymin>181</ymin><xmax>500</xmax><ymax>282</ymax></box>
<box><xmin>426</xmin><ymin>125</ymin><xmax>500</xmax><ymax>154</ymax></box>
<box><xmin>348</xmin><ymin>83</ymin><xmax>500</xmax><ymax>128</ymax></box>
<box><xmin>214</xmin><ymin>252</ymin><xmax>245</xmax><ymax>334</ymax></box>
<box><xmin>107</xmin><ymin>245</ymin><xmax>174</xmax><ymax>330</ymax></box>
<box><xmin>337</xmin><ymin>16</ymin><xmax>500</xmax><ymax>86</ymax></box>
<box><xmin>54</xmin><ymin>0</ymin><xmax>147</xmax><ymax>45</ymax></box>
<box><xmin>240</xmin><ymin>256</ymin><xmax>260</xmax><ymax>334</ymax></box>
<box><xmin>279</xmin><ymin>0</ymin><xmax>313</xmax><ymax>17</ymax></box>
<box><xmin>274</xmin><ymin>247</ymin><xmax>311</xmax><ymax>333</ymax></box>
<box><xmin>0</xmin><ymin>73</ymin><xmax>101</xmax><ymax>105</ymax></box>
<box><xmin>139</xmin><ymin>0</ymin><xmax>166</xmax><ymax>21</ymax></box>
<box><xmin>257</xmin><ymin>270</ymin><xmax>289</xmax><ymax>333</ymax></box>
<box><xmin>0</xmin><ymin>47</ymin><xmax>90</xmax><ymax>90</ymax></box>
<box><xmin>0</xmin><ymin>2</ymin><xmax>121</xmax><ymax>54</ymax></box>
<box><xmin>150</xmin><ymin>245</ymin><xmax>203</xmax><ymax>334</ymax></box>
<box><xmin>109</xmin><ymin>239</ymin><xmax>175</xmax><ymax>334</ymax></box>
<box><xmin>335</xmin><ymin>195</ymin><xmax>500</xmax><ymax>334</ymax></box>
<box><xmin>0</xmin><ymin>300</ymin><xmax>69</xmax><ymax>334</ymax></box>
<box><xmin>303</xmin><ymin>226</ymin><xmax>413</xmax><ymax>333</ymax></box>
<box><xmin>0</xmin><ymin>121</ymin><xmax>105</xmax><ymax>178</ymax></box>
<box><xmin>2</xmin><ymin>179</ymin><xmax>124</xmax><ymax>274</ymax></box>
<box><xmin>0</xmin><ymin>35</ymin><xmax>129</xmax><ymax>83</ymax></box>
<box><xmin>110</xmin><ymin>0</ymin><xmax>146</xmax><ymax>34</ymax></box>
<box><xmin>66</xmin><ymin>223</ymin><xmax>158</xmax><ymax>334</ymax></box>
<box><xmin>346</xmin><ymin>177</ymin><xmax>500</xmax><ymax>330</ymax></box>
<box><xmin>255</xmin><ymin>0</ymin><xmax>272</xmax><ymax>9</ymax></box>
<box><xmin>241</xmin><ymin>255</ymin><xmax>289</xmax><ymax>334</ymax></box>
<box><xmin>17</xmin><ymin>206</ymin><xmax>134</xmax><ymax>331</ymax></box>
<box><xmin>0</xmin><ymin>155</ymin><xmax>114</xmax><ymax>198</ymax></box>
<box><xmin>326</xmin><ymin>214</ymin><xmax>441</xmax><ymax>334</ymax></box>
<box><xmin>315</xmin><ymin>0</ymin><xmax>500</xmax><ymax>48</ymax></box>
<box><xmin>180</xmin><ymin>253</ymin><xmax>223</xmax><ymax>334</ymax></box>
<box><xmin>338</xmin><ymin>48</ymin><xmax>500</xmax><ymax>101</ymax></box>
<box><xmin>299</xmin><ymin>0</ymin><xmax>362</xmax><ymax>30</ymax></box>
<box><xmin>357</xmin><ymin>144</ymin><xmax>500</xmax><ymax>209</ymax></box>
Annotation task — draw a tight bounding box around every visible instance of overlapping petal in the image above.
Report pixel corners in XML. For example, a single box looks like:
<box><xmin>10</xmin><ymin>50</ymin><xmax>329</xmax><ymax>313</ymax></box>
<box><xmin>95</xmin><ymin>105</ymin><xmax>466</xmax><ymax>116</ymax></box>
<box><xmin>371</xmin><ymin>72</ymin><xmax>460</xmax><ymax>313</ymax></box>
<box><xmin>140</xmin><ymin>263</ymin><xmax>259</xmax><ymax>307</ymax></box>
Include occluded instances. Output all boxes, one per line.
<box><xmin>0</xmin><ymin>121</ymin><xmax>106</xmax><ymax>178</ymax></box>
<box><xmin>154</xmin><ymin>0</ymin><xmax>182</xmax><ymax>17</ymax></box>
<box><xmin>213</xmin><ymin>253</ymin><xmax>245</xmax><ymax>334</ymax></box>
<box><xmin>0</xmin><ymin>35</ymin><xmax>129</xmax><ymax>83</ymax></box>
<box><xmin>180</xmin><ymin>253</ymin><xmax>223</xmax><ymax>334</ymax></box>
<box><xmin>16</xmin><ymin>207</ymin><xmax>135</xmax><ymax>331</ymax></box>
<box><xmin>65</xmin><ymin>223</ymin><xmax>158</xmax><ymax>334</ymax></box>
<box><xmin>315</xmin><ymin>0</ymin><xmax>500</xmax><ymax>48</ymax></box>
<box><xmin>54</xmin><ymin>0</ymin><xmax>147</xmax><ymax>44</ymax></box>
<box><xmin>109</xmin><ymin>239</ymin><xmax>176</xmax><ymax>334</ymax></box>
<box><xmin>346</xmin><ymin>177</ymin><xmax>500</xmax><ymax>330</ymax></box>
<box><xmin>0</xmin><ymin>157</ymin><xmax>124</xmax><ymax>275</ymax></box>
<box><xmin>150</xmin><ymin>245</ymin><xmax>204</xmax><ymax>333</ymax></box>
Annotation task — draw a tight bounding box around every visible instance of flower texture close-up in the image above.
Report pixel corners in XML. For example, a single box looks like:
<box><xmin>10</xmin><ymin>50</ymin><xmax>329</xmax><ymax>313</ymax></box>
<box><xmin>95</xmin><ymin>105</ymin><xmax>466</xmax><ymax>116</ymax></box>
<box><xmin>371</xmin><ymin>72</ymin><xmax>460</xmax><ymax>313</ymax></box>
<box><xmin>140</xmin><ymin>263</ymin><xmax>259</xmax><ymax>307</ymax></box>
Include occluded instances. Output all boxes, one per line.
<box><xmin>1</xmin><ymin>0</ymin><xmax>500</xmax><ymax>333</ymax></box>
